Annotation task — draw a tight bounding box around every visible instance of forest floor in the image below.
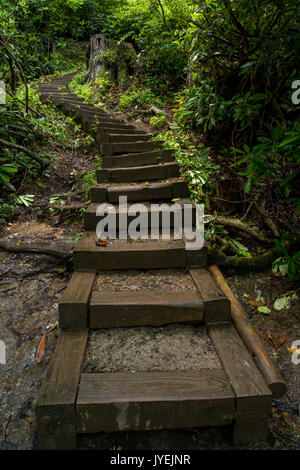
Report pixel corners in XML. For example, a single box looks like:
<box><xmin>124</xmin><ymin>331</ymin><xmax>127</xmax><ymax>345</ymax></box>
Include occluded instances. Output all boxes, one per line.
<box><xmin>0</xmin><ymin>98</ymin><xmax>299</xmax><ymax>451</ymax></box>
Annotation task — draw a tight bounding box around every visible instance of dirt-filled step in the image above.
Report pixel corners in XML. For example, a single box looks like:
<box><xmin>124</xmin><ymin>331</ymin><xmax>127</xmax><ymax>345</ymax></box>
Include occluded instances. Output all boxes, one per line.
<box><xmin>97</xmin><ymin>161</ymin><xmax>179</xmax><ymax>183</ymax></box>
<box><xmin>84</xmin><ymin>324</ymin><xmax>221</xmax><ymax>373</ymax></box>
<box><xmin>77</xmin><ymin>324</ymin><xmax>233</xmax><ymax>432</ymax></box>
<box><xmin>84</xmin><ymin>198</ymin><xmax>196</xmax><ymax>231</ymax></box>
<box><xmin>58</xmin><ymin>268</ymin><xmax>229</xmax><ymax>328</ymax></box>
<box><xmin>91</xmin><ymin>179</ymin><xmax>189</xmax><ymax>203</ymax></box>
<box><xmin>102</xmin><ymin>149</ymin><xmax>174</xmax><ymax>168</ymax></box>
<box><xmin>73</xmin><ymin>230</ymin><xmax>207</xmax><ymax>271</ymax></box>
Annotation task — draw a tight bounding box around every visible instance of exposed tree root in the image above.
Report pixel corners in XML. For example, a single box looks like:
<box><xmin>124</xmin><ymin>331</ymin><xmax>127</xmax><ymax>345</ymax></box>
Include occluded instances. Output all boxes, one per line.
<box><xmin>208</xmin><ymin>246</ymin><xmax>280</xmax><ymax>270</ymax></box>
<box><xmin>0</xmin><ymin>239</ymin><xmax>73</xmax><ymax>259</ymax></box>
<box><xmin>215</xmin><ymin>216</ymin><xmax>270</xmax><ymax>243</ymax></box>
<box><xmin>0</xmin><ymin>138</ymin><xmax>47</xmax><ymax>167</ymax></box>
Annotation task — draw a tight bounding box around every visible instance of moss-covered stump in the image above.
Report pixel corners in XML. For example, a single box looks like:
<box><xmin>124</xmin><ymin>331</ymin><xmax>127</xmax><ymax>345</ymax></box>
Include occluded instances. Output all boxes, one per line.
<box><xmin>86</xmin><ymin>33</ymin><xmax>137</xmax><ymax>85</ymax></box>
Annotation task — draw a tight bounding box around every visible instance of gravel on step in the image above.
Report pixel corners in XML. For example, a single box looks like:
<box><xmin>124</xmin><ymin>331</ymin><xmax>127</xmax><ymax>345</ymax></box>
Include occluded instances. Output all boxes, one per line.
<box><xmin>93</xmin><ymin>269</ymin><xmax>197</xmax><ymax>292</ymax></box>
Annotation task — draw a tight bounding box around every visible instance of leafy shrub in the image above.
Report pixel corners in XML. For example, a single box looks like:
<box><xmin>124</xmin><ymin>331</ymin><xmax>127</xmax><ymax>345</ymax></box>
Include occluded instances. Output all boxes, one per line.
<box><xmin>119</xmin><ymin>87</ymin><xmax>162</xmax><ymax>110</ymax></box>
<box><xmin>149</xmin><ymin>114</ymin><xmax>166</xmax><ymax>128</ymax></box>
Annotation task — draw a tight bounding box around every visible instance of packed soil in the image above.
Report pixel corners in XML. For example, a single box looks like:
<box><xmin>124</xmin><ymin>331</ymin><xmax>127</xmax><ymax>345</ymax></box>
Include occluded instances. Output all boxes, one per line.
<box><xmin>84</xmin><ymin>325</ymin><xmax>220</xmax><ymax>373</ymax></box>
<box><xmin>93</xmin><ymin>269</ymin><xmax>197</xmax><ymax>293</ymax></box>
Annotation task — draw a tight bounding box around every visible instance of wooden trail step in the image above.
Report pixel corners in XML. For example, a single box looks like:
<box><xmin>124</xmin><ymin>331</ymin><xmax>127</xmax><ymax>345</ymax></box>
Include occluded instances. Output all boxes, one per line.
<box><xmin>73</xmin><ymin>231</ymin><xmax>207</xmax><ymax>271</ymax></box>
<box><xmin>107</xmin><ymin>133</ymin><xmax>151</xmax><ymax>143</ymax></box>
<box><xmin>89</xmin><ymin>291</ymin><xmax>204</xmax><ymax>328</ymax></box>
<box><xmin>97</xmin><ymin>162</ymin><xmax>179</xmax><ymax>183</ymax></box>
<box><xmin>102</xmin><ymin>149</ymin><xmax>174</xmax><ymax>168</ymax></box>
<box><xmin>76</xmin><ymin>370</ymin><xmax>235</xmax><ymax>433</ymax></box>
<box><xmin>80</xmin><ymin>111</ymin><xmax>126</xmax><ymax>125</ymax></box>
<box><xmin>96</xmin><ymin>129</ymin><xmax>148</xmax><ymax>143</ymax></box>
<box><xmin>84</xmin><ymin>120</ymin><xmax>136</xmax><ymax>132</ymax></box>
<box><xmin>84</xmin><ymin>198</ymin><xmax>196</xmax><ymax>231</ymax></box>
<box><xmin>100</xmin><ymin>140</ymin><xmax>164</xmax><ymax>156</ymax></box>
<box><xmin>36</xmin><ymin>324</ymin><xmax>273</xmax><ymax>448</ymax></box>
<box><xmin>91</xmin><ymin>179</ymin><xmax>189</xmax><ymax>203</ymax></box>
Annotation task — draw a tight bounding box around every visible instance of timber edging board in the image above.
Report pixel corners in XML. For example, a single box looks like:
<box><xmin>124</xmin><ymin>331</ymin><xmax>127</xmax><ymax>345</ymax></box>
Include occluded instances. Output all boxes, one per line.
<box><xmin>76</xmin><ymin>370</ymin><xmax>235</xmax><ymax>433</ymax></box>
<box><xmin>36</xmin><ymin>329</ymin><xmax>88</xmax><ymax>450</ymax></box>
<box><xmin>208</xmin><ymin>323</ymin><xmax>272</xmax><ymax>444</ymax></box>
<box><xmin>59</xmin><ymin>272</ymin><xmax>96</xmax><ymax>328</ymax></box>
<box><xmin>190</xmin><ymin>268</ymin><xmax>231</xmax><ymax>324</ymax></box>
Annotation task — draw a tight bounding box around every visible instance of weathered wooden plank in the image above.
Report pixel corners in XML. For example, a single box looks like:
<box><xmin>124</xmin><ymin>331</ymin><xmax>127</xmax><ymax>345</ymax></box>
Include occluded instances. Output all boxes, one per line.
<box><xmin>108</xmin><ymin>134</ymin><xmax>151</xmax><ymax>143</ymax></box>
<box><xmin>90</xmin><ymin>290</ymin><xmax>203</xmax><ymax>328</ymax></box>
<box><xmin>59</xmin><ymin>271</ymin><xmax>96</xmax><ymax>328</ymax></box>
<box><xmin>106</xmin><ymin>181</ymin><xmax>173</xmax><ymax>203</ymax></box>
<box><xmin>102</xmin><ymin>150</ymin><xmax>174</xmax><ymax>168</ymax></box>
<box><xmin>190</xmin><ymin>268</ymin><xmax>231</xmax><ymax>324</ymax></box>
<box><xmin>101</xmin><ymin>141</ymin><xmax>163</xmax><ymax>156</ymax></box>
<box><xmin>208</xmin><ymin>323</ymin><xmax>272</xmax><ymax>431</ymax></box>
<box><xmin>84</xmin><ymin>199</ymin><xmax>195</xmax><ymax>231</ymax></box>
<box><xmin>36</xmin><ymin>329</ymin><xmax>88</xmax><ymax>450</ymax></box>
<box><xmin>97</xmin><ymin>162</ymin><xmax>179</xmax><ymax>183</ymax></box>
<box><xmin>76</xmin><ymin>370</ymin><xmax>235</xmax><ymax>433</ymax></box>
<box><xmin>73</xmin><ymin>231</ymin><xmax>187</xmax><ymax>270</ymax></box>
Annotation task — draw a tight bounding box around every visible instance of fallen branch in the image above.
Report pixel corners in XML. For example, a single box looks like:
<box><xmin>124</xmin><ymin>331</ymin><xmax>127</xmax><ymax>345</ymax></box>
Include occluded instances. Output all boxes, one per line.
<box><xmin>0</xmin><ymin>138</ymin><xmax>47</xmax><ymax>167</ymax></box>
<box><xmin>215</xmin><ymin>216</ymin><xmax>270</xmax><ymax>243</ymax></box>
<box><xmin>0</xmin><ymin>239</ymin><xmax>73</xmax><ymax>259</ymax></box>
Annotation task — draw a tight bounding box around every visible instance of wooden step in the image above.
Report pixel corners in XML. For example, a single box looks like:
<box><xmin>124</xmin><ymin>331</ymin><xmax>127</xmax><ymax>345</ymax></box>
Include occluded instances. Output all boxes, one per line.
<box><xmin>100</xmin><ymin>140</ymin><xmax>164</xmax><ymax>156</ymax></box>
<box><xmin>108</xmin><ymin>133</ymin><xmax>151</xmax><ymax>143</ymax></box>
<box><xmin>85</xmin><ymin>120</ymin><xmax>135</xmax><ymax>132</ymax></box>
<box><xmin>91</xmin><ymin>179</ymin><xmax>189</xmax><ymax>203</ymax></box>
<box><xmin>80</xmin><ymin>111</ymin><xmax>125</xmax><ymax>125</ymax></box>
<box><xmin>96</xmin><ymin>129</ymin><xmax>148</xmax><ymax>143</ymax></box>
<box><xmin>102</xmin><ymin>149</ymin><xmax>174</xmax><ymax>168</ymax></box>
<box><xmin>76</xmin><ymin>370</ymin><xmax>235</xmax><ymax>433</ymax></box>
<box><xmin>97</xmin><ymin>162</ymin><xmax>179</xmax><ymax>183</ymax></box>
<box><xmin>84</xmin><ymin>198</ymin><xmax>196</xmax><ymax>231</ymax></box>
<box><xmin>73</xmin><ymin>231</ymin><xmax>207</xmax><ymax>271</ymax></box>
<box><xmin>89</xmin><ymin>291</ymin><xmax>203</xmax><ymax>328</ymax></box>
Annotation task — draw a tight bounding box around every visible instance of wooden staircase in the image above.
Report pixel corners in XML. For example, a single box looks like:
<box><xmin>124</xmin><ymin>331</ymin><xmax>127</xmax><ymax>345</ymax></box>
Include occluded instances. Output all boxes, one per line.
<box><xmin>35</xmin><ymin>74</ymin><xmax>284</xmax><ymax>450</ymax></box>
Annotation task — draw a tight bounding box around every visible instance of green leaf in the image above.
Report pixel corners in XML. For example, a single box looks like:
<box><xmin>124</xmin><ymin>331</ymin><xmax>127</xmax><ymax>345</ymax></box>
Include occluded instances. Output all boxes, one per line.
<box><xmin>258</xmin><ymin>306</ymin><xmax>271</xmax><ymax>315</ymax></box>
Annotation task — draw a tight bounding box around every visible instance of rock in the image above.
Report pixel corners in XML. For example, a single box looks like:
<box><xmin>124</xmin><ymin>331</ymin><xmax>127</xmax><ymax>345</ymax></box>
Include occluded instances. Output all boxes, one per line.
<box><xmin>86</xmin><ymin>33</ymin><xmax>137</xmax><ymax>85</ymax></box>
